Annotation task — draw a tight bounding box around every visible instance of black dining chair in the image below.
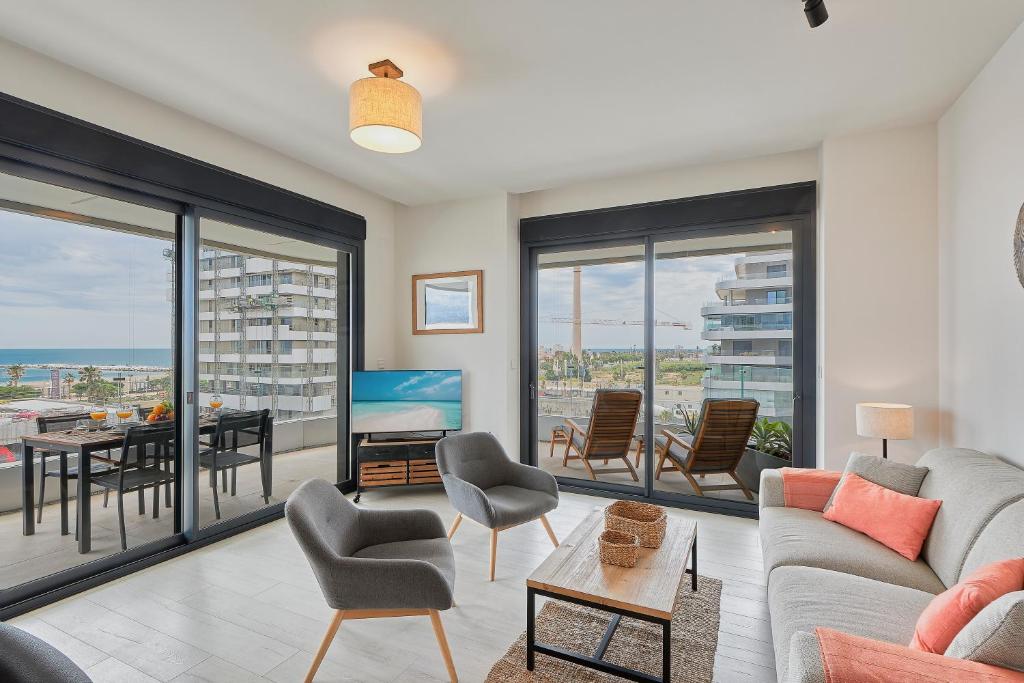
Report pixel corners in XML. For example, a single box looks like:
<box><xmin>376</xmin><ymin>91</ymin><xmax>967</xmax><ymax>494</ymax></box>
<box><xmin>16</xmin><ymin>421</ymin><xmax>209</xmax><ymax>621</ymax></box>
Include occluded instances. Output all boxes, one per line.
<box><xmin>35</xmin><ymin>412</ymin><xmax>116</xmax><ymax>531</ymax></box>
<box><xmin>199</xmin><ymin>409</ymin><xmax>270</xmax><ymax>519</ymax></box>
<box><xmin>91</xmin><ymin>422</ymin><xmax>176</xmax><ymax>551</ymax></box>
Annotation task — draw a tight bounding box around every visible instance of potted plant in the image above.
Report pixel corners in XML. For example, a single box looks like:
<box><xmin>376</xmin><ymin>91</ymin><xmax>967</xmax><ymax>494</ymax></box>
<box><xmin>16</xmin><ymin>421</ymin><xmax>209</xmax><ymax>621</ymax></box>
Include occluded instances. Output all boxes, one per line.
<box><xmin>736</xmin><ymin>418</ymin><xmax>792</xmax><ymax>493</ymax></box>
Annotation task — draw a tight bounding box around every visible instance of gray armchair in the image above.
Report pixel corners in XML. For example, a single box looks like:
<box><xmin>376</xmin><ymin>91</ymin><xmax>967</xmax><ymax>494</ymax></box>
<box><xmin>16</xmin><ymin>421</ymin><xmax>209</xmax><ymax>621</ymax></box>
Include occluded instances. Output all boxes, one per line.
<box><xmin>285</xmin><ymin>479</ymin><xmax>458</xmax><ymax>683</ymax></box>
<box><xmin>0</xmin><ymin>623</ymin><xmax>91</xmax><ymax>682</ymax></box>
<box><xmin>436</xmin><ymin>432</ymin><xmax>559</xmax><ymax>581</ymax></box>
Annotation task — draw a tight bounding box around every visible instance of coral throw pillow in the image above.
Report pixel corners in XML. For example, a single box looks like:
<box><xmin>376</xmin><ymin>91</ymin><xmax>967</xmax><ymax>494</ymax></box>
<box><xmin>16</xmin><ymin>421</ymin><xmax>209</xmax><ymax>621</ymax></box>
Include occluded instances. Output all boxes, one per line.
<box><xmin>910</xmin><ymin>558</ymin><xmax>1024</xmax><ymax>655</ymax></box>
<box><xmin>822</xmin><ymin>473</ymin><xmax>941</xmax><ymax>561</ymax></box>
<box><xmin>781</xmin><ymin>468</ymin><xmax>842</xmax><ymax>511</ymax></box>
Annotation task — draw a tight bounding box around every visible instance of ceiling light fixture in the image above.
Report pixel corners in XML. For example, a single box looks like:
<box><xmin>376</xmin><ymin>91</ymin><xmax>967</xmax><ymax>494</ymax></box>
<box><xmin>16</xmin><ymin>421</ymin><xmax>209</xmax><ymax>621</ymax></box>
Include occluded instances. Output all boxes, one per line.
<box><xmin>803</xmin><ymin>0</ymin><xmax>828</xmax><ymax>28</ymax></box>
<box><xmin>349</xmin><ymin>59</ymin><xmax>422</xmax><ymax>153</ymax></box>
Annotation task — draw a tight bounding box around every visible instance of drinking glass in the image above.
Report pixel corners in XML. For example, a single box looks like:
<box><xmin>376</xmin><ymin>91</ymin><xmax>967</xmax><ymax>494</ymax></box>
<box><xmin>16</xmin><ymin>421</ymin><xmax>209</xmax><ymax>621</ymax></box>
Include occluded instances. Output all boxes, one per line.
<box><xmin>115</xmin><ymin>403</ymin><xmax>134</xmax><ymax>423</ymax></box>
<box><xmin>209</xmin><ymin>394</ymin><xmax>223</xmax><ymax>411</ymax></box>
<box><xmin>89</xmin><ymin>406</ymin><xmax>108</xmax><ymax>426</ymax></box>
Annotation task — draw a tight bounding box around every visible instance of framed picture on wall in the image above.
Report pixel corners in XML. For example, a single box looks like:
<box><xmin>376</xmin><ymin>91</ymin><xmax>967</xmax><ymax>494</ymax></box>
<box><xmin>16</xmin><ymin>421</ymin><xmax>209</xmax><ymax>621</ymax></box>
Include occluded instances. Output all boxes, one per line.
<box><xmin>412</xmin><ymin>270</ymin><xmax>484</xmax><ymax>335</ymax></box>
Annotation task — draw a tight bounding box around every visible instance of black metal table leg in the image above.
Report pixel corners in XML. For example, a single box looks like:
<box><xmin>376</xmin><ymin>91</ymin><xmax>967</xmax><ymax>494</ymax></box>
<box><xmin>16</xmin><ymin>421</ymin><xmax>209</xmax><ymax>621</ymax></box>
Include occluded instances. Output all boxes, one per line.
<box><xmin>59</xmin><ymin>452</ymin><xmax>69</xmax><ymax>536</ymax></box>
<box><xmin>662</xmin><ymin>618</ymin><xmax>671</xmax><ymax>682</ymax></box>
<box><xmin>76</xmin><ymin>446</ymin><xmax>91</xmax><ymax>554</ymax></box>
<box><xmin>22</xmin><ymin>444</ymin><xmax>34</xmax><ymax>535</ymax></box>
<box><xmin>594</xmin><ymin>614</ymin><xmax>621</xmax><ymax>660</ymax></box>
<box><xmin>526</xmin><ymin>586</ymin><xmax>536</xmax><ymax>671</ymax></box>
<box><xmin>691</xmin><ymin>534</ymin><xmax>698</xmax><ymax>591</ymax></box>
<box><xmin>527</xmin><ymin>587</ymin><xmax>670</xmax><ymax>682</ymax></box>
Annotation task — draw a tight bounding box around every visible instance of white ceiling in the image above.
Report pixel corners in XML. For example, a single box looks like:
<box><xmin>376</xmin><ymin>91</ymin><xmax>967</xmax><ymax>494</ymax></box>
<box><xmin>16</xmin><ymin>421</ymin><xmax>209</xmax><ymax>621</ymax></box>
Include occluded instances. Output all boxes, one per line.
<box><xmin>0</xmin><ymin>1</ymin><xmax>1021</xmax><ymax>206</ymax></box>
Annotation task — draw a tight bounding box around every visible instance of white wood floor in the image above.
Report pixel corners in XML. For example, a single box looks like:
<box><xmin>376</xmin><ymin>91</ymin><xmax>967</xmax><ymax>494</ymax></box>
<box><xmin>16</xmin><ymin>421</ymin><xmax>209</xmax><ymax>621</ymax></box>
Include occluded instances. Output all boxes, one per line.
<box><xmin>11</xmin><ymin>488</ymin><xmax>776</xmax><ymax>683</ymax></box>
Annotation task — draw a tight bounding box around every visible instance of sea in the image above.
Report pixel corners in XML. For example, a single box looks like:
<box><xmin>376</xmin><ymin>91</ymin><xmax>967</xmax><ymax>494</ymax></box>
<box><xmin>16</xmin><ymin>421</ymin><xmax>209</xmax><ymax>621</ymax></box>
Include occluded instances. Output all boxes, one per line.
<box><xmin>0</xmin><ymin>348</ymin><xmax>172</xmax><ymax>383</ymax></box>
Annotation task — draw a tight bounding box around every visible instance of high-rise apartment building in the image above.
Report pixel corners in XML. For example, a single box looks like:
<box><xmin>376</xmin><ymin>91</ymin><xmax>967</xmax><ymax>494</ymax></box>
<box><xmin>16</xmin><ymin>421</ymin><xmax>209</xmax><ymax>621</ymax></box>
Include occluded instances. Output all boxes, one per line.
<box><xmin>197</xmin><ymin>249</ymin><xmax>338</xmax><ymax>420</ymax></box>
<box><xmin>700</xmin><ymin>252</ymin><xmax>793</xmax><ymax>418</ymax></box>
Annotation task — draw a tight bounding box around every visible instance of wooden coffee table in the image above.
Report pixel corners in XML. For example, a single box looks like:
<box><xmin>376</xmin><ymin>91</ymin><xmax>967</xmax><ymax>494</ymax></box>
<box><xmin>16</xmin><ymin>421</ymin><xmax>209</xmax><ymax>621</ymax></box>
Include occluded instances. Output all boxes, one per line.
<box><xmin>526</xmin><ymin>508</ymin><xmax>697</xmax><ymax>682</ymax></box>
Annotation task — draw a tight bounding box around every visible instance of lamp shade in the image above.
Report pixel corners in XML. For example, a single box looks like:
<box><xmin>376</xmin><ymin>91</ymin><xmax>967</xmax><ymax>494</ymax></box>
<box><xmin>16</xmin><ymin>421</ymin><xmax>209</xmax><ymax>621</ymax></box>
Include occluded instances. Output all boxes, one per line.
<box><xmin>856</xmin><ymin>403</ymin><xmax>914</xmax><ymax>440</ymax></box>
<box><xmin>349</xmin><ymin>73</ymin><xmax>422</xmax><ymax>154</ymax></box>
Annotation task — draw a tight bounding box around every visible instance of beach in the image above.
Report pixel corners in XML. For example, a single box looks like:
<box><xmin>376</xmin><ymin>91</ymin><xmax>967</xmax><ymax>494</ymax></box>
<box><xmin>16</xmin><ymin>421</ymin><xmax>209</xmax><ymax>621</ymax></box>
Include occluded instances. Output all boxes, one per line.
<box><xmin>352</xmin><ymin>401</ymin><xmax>461</xmax><ymax>433</ymax></box>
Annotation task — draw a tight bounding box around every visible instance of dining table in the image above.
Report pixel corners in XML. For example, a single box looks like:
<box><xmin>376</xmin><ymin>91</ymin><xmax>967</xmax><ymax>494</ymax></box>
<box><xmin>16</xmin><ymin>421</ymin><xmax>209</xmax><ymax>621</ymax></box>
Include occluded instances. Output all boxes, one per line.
<box><xmin>20</xmin><ymin>416</ymin><xmax>226</xmax><ymax>554</ymax></box>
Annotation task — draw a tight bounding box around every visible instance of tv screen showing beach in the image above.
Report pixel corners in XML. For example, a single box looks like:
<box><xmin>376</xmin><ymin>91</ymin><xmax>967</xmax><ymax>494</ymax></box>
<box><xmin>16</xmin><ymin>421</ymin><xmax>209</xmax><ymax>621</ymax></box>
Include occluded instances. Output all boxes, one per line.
<box><xmin>352</xmin><ymin>370</ymin><xmax>462</xmax><ymax>433</ymax></box>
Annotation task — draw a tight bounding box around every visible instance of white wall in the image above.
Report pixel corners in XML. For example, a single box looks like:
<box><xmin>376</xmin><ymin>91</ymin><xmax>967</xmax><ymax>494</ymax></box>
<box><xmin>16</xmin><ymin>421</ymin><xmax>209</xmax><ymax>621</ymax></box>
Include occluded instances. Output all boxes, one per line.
<box><xmin>520</xmin><ymin>150</ymin><xmax>819</xmax><ymax>218</ymax></box>
<box><xmin>938</xmin><ymin>23</ymin><xmax>1024</xmax><ymax>467</ymax></box>
<box><xmin>818</xmin><ymin>124</ymin><xmax>939</xmax><ymax>468</ymax></box>
<box><xmin>393</xmin><ymin>194</ymin><xmax>520</xmax><ymax>452</ymax></box>
<box><xmin>0</xmin><ymin>37</ymin><xmax>398</xmax><ymax>365</ymax></box>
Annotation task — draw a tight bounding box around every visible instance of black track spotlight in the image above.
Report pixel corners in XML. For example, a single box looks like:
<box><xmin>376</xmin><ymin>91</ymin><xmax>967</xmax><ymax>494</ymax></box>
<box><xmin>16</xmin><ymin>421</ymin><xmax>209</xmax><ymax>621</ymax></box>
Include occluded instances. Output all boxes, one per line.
<box><xmin>803</xmin><ymin>0</ymin><xmax>829</xmax><ymax>28</ymax></box>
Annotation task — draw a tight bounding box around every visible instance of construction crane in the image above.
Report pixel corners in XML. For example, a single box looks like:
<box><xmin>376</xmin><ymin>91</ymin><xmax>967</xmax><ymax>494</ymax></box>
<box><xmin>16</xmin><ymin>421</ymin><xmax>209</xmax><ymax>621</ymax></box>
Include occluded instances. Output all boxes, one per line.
<box><xmin>538</xmin><ymin>316</ymin><xmax>691</xmax><ymax>329</ymax></box>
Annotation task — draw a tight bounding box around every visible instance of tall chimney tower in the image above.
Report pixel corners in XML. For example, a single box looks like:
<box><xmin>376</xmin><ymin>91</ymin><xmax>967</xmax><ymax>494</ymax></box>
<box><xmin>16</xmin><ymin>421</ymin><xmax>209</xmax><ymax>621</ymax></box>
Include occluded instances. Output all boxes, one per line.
<box><xmin>572</xmin><ymin>266</ymin><xmax>582</xmax><ymax>360</ymax></box>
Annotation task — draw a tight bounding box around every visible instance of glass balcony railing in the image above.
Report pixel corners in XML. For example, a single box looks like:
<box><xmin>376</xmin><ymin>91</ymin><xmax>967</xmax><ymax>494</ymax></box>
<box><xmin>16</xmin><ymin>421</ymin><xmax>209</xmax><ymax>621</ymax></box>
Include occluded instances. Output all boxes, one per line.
<box><xmin>706</xmin><ymin>367</ymin><xmax>793</xmax><ymax>383</ymax></box>
<box><xmin>703</xmin><ymin>323</ymin><xmax>793</xmax><ymax>332</ymax></box>
<box><xmin>703</xmin><ymin>297</ymin><xmax>793</xmax><ymax>307</ymax></box>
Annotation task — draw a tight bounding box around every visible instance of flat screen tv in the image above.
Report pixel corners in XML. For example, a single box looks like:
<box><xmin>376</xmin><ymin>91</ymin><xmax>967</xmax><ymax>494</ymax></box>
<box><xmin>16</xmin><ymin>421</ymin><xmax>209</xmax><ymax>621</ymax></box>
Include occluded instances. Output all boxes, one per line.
<box><xmin>352</xmin><ymin>370</ymin><xmax>463</xmax><ymax>434</ymax></box>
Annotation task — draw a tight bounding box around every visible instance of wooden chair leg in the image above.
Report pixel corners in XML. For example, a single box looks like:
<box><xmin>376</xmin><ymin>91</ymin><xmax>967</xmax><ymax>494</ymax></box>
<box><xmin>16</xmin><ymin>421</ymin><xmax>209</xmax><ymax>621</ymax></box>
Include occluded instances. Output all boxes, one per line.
<box><xmin>580</xmin><ymin>458</ymin><xmax>598</xmax><ymax>480</ymax></box>
<box><xmin>447</xmin><ymin>513</ymin><xmax>463</xmax><ymax>540</ymax></box>
<box><xmin>489</xmin><ymin>528</ymin><xmax>498</xmax><ymax>581</ymax></box>
<box><xmin>683</xmin><ymin>471</ymin><xmax>706</xmax><ymax>496</ymax></box>
<box><xmin>429</xmin><ymin>610</ymin><xmax>458</xmax><ymax>682</ymax></box>
<box><xmin>548</xmin><ymin>437</ymin><xmax>555</xmax><ymax>458</ymax></box>
<box><xmin>655</xmin><ymin>448</ymin><xmax>669</xmax><ymax>480</ymax></box>
<box><xmin>634</xmin><ymin>439</ymin><xmax>643</xmax><ymax>467</ymax></box>
<box><xmin>730</xmin><ymin>471</ymin><xmax>754</xmax><ymax>501</ymax></box>
<box><xmin>539</xmin><ymin>514</ymin><xmax>559</xmax><ymax>547</ymax></box>
<box><xmin>621</xmin><ymin>456</ymin><xmax>640</xmax><ymax>482</ymax></box>
<box><xmin>304</xmin><ymin>610</ymin><xmax>344</xmax><ymax>683</ymax></box>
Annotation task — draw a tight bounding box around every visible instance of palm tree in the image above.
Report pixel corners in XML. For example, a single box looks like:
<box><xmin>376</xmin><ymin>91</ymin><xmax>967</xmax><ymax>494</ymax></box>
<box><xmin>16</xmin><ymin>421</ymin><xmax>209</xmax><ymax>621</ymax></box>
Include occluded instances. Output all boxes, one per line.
<box><xmin>63</xmin><ymin>372</ymin><xmax>75</xmax><ymax>398</ymax></box>
<box><xmin>79</xmin><ymin>366</ymin><xmax>101</xmax><ymax>384</ymax></box>
<box><xmin>6</xmin><ymin>364</ymin><xmax>24</xmax><ymax>387</ymax></box>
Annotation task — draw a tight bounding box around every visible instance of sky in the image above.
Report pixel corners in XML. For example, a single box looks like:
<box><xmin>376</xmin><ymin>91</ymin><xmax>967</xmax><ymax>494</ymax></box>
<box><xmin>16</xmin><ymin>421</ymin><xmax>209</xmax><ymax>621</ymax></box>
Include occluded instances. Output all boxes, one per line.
<box><xmin>537</xmin><ymin>252</ymin><xmax>740</xmax><ymax>350</ymax></box>
<box><xmin>353</xmin><ymin>370</ymin><xmax>462</xmax><ymax>402</ymax></box>
<box><xmin>0</xmin><ymin>211</ymin><xmax>173</xmax><ymax>348</ymax></box>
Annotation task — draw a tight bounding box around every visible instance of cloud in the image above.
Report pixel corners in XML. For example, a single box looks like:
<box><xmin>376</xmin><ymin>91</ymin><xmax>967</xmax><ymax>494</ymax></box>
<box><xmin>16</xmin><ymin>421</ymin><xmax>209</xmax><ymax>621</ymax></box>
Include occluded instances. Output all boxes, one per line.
<box><xmin>536</xmin><ymin>252</ymin><xmax>754</xmax><ymax>349</ymax></box>
<box><xmin>0</xmin><ymin>211</ymin><xmax>173</xmax><ymax>347</ymax></box>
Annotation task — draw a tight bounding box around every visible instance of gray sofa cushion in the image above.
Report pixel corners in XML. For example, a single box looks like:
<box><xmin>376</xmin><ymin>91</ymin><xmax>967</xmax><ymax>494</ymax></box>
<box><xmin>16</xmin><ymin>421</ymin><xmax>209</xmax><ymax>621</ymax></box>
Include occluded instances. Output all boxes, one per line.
<box><xmin>917</xmin><ymin>449</ymin><xmax>1024</xmax><ymax>587</ymax></box>
<box><xmin>961</xmin><ymin>498</ymin><xmax>1024</xmax><ymax>579</ymax></box>
<box><xmin>483</xmin><ymin>484</ymin><xmax>558</xmax><ymax>528</ymax></box>
<box><xmin>760</xmin><ymin>506</ymin><xmax>945</xmax><ymax>594</ymax></box>
<box><xmin>945</xmin><ymin>591</ymin><xmax>1024</xmax><ymax>672</ymax></box>
<box><xmin>785</xmin><ymin>631</ymin><xmax>825</xmax><ymax>683</ymax></box>
<box><xmin>768</xmin><ymin>566</ymin><xmax>934</xmax><ymax>682</ymax></box>
<box><xmin>823</xmin><ymin>452</ymin><xmax>928</xmax><ymax>510</ymax></box>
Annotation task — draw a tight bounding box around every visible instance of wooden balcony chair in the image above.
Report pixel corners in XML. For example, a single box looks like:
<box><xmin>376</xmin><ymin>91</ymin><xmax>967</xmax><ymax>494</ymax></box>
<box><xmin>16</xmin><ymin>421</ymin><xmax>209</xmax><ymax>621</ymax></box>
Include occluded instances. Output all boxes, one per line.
<box><xmin>654</xmin><ymin>398</ymin><xmax>759</xmax><ymax>500</ymax></box>
<box><xmin>562</xmin><ymin>389</ymin><xmax>643</xmax><ymax>481</ymax></box>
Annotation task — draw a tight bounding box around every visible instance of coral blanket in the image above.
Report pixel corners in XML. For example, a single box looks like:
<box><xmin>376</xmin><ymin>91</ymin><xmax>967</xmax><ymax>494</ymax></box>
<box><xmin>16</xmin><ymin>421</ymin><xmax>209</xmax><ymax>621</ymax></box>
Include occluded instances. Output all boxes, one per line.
<box><xmin>780</xmin><ymin>468</ymin><xmax>841</xmax><ymax>511</ymax></box>
<box><xmin>816</xmin><ymin>628</ymin><xmax>1024</xmax><ymax>682</ymax></box>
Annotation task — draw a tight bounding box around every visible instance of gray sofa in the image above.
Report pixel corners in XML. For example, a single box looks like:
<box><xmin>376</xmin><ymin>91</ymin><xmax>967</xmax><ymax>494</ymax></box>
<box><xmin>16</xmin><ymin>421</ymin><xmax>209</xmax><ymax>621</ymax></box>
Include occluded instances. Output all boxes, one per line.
<box><xmin>759</xmin><ymin>448</ymin><xmax>1024</xmax><ymax>682</ymax></box>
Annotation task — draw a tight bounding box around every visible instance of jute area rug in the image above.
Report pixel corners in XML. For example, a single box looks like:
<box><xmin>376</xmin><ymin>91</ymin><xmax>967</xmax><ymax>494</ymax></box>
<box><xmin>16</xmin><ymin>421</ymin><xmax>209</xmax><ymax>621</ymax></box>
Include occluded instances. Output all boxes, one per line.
<box><xmin>486</xmin><ymin>575</ymin><xmax>722</xmax><ymax>682</ymax></box>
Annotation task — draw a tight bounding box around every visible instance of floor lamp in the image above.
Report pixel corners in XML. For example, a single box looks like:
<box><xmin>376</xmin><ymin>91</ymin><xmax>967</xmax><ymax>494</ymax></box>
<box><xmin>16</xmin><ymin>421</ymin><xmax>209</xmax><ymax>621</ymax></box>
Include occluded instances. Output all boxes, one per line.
<box><xmin>856</xmin><ymin>403</ymin><xmax>914</xmax><ymax>459</ymax></box>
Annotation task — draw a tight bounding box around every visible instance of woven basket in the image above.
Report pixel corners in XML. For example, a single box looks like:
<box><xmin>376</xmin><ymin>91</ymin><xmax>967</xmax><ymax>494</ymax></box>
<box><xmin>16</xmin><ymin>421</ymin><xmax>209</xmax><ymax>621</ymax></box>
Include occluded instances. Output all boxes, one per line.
<box><xmin>604</xmin><ymin>500</ymin><xmax>667</xmax><ymax>549</ymax></box>
<box><xmin>598</xmin><ymin>529</ymin><xmax>640</xmax><ymax>567</ymax></box>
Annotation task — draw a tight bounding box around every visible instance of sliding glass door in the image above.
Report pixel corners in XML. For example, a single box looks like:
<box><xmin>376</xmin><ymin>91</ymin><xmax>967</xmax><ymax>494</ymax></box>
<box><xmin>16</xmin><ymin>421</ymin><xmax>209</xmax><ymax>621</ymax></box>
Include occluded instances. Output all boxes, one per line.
<box><xmin>534</xmin><ymin>242</ymin><xmax>646</xmax><ymax>494</ymax></box>
<box><xmin>0</xmin><ymin>169</ymin><xmax>183</xmax><ymax>596</ymax></box>
<box><xmin>524</xmin><ymin>203</ymin><xmax>814</xmax><ymax>515</ymax></box>
<box><xmin>195</xmin><ymin>217</ymin><xmax>353</xmax><ymax>531</ymax></box>
<box><xmin>0</xmin><ymin>180</ymin><xmax>359</xmax><ymax>611</ymax></box>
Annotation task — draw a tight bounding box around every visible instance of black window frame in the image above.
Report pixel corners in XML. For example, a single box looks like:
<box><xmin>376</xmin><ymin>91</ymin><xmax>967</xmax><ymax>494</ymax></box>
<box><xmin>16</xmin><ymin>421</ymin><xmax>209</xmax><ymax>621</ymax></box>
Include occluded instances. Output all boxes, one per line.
<box><xmin>520</xmin><ymin>182</ymin><xmax>816</xmax><ymax>518</ymax></box>
<box><xmin>0</xmin><ymin>91</ymin><xmax>365</xmax><ymax>618</ymax></box>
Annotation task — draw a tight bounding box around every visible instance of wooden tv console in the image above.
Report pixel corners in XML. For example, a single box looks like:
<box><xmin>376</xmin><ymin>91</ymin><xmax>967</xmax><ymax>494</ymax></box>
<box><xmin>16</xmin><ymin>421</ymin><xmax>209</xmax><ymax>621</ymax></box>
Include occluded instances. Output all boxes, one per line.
<box><xmin>354</xmin><ymin>436</ymin><xmax>443</xmax><ymax>503</ymax></box>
